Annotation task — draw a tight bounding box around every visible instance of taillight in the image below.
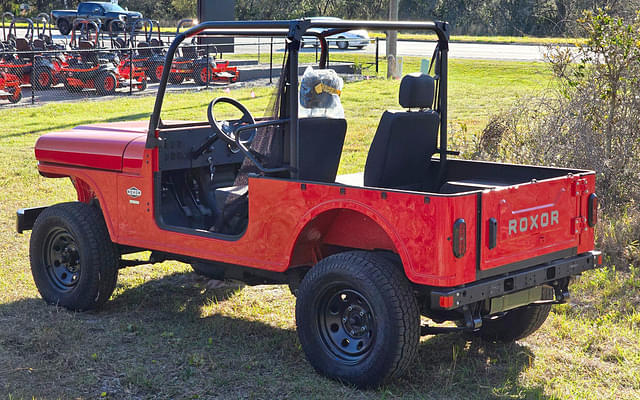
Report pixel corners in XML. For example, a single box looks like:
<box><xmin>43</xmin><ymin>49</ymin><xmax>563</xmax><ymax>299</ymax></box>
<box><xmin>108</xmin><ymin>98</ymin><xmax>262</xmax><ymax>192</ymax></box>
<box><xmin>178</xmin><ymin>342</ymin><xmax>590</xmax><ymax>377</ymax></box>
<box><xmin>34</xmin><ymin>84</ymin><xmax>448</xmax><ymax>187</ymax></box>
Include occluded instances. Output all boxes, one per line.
<box><xmin>588</xmin><ymin>193</ymin><xmax>598</xmax><ymax>227</ymax></box>
<box><xmin>453</xmin><ymin>219</ymin><xmax>466</xmax><ymax>258</ymax></box>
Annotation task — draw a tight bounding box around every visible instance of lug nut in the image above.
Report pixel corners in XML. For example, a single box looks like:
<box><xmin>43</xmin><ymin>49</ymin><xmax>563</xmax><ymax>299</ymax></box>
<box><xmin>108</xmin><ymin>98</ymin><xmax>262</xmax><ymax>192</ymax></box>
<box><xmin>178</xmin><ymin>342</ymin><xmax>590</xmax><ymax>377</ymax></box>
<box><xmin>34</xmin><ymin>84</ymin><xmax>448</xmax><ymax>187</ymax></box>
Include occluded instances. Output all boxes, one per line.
<box><xmin>342</xmin><ymin>317</ymin><xmax>347</xmax><ymax>323</ymax></box>
<box><xmin>359</xmin><ymin>311</ymin><xmax>364</xmax><ymax>316</ymax></box>
<box><xmin>347</xmin><ymin>306</ymin><xmax>352</xmax><ymax>311</ymax></box>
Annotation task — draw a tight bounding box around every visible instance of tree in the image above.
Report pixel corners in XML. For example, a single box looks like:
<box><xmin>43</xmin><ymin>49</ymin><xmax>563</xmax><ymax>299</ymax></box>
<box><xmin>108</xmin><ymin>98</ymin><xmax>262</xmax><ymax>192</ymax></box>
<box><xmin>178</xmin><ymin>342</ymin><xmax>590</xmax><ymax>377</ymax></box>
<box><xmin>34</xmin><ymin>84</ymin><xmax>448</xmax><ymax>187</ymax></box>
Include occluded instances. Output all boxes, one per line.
<box><xmin>171</xmin><ymin>0</ymin><xmax>196</xmax><ymax>19</ymax></box>
<box><xmin>476</xmin><ymin>9</ymin><xmax>640</xmax><ymax>266</ymax></box>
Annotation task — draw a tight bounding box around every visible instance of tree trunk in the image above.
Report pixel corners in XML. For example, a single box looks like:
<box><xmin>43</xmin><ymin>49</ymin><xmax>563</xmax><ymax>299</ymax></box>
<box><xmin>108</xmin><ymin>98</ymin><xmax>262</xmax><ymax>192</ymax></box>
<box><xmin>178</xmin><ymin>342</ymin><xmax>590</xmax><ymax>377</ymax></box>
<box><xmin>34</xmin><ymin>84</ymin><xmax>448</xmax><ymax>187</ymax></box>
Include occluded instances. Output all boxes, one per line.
<box><xmin>386</xmin><ymin>0</ymin><xmax>399</xmax><ymax>78</ymax></box>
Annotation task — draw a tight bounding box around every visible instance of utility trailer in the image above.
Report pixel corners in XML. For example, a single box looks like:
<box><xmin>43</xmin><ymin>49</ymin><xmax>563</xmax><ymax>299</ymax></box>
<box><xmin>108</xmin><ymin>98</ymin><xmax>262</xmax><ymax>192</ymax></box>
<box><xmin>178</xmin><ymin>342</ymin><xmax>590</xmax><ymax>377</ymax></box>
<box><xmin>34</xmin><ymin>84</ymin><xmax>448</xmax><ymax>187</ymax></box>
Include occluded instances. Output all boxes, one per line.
<box><xmin>17</xmin><ymin>19</ymin><xmax>601</xmax><ymax>388</ymax></box>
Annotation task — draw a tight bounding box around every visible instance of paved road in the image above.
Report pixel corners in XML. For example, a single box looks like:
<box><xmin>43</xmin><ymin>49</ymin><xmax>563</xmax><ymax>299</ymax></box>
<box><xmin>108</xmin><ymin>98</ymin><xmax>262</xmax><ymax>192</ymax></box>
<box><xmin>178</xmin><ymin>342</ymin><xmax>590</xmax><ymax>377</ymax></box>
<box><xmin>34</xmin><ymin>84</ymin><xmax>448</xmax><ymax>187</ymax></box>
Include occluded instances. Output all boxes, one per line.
<box><xmin>15</xmin><ymin>28</ymin><xmax>548</xmax><ymax>62</ymax></box>
<box><xmin>237</xmin><ymin>37</ymin><xmax>548</xmax><ymax>62</ymax></box>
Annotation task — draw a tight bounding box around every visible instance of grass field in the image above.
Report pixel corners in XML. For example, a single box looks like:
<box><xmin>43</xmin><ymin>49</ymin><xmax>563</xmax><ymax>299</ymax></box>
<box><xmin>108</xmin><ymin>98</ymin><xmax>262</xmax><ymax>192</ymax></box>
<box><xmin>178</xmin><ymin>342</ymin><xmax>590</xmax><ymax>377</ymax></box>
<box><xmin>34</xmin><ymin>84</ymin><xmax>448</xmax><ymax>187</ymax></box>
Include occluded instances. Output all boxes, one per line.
<box><xmin>0</xmin><ymin>58</ymin><xmax>638</xmax><ymax>399</ymax></box>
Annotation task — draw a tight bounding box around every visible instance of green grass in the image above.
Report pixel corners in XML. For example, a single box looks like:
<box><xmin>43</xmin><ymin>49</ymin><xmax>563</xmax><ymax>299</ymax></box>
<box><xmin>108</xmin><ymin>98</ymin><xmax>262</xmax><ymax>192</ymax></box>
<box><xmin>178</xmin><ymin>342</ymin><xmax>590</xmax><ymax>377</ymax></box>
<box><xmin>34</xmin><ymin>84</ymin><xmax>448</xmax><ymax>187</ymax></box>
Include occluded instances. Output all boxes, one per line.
<box><xmin>0</xmin><ymin>58</ymin><xmax>638</xmax><ymax>399</ymax></box>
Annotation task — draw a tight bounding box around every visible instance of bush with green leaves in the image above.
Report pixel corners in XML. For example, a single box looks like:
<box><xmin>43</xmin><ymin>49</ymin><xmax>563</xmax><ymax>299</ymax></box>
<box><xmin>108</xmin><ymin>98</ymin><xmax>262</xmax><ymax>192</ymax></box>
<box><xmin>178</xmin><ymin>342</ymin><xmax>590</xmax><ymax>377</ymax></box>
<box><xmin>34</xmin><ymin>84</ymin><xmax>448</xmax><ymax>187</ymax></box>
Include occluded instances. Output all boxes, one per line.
<box><xmin>475</xmin><ymin>9</ymin><xmax>640</xmax><ymax>268</ymax></box>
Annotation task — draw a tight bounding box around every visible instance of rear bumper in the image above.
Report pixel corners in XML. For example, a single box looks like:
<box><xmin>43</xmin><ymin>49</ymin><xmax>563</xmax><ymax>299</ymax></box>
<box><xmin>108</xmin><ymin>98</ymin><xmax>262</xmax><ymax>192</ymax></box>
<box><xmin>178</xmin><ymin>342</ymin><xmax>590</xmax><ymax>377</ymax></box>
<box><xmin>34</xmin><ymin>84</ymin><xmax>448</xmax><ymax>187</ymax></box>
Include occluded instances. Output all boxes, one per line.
<box><xmin>431</xmin><ymin>250</ymin><xmax>602</xmax><ymax>310</ymax></box>
<box><xmin>16</xmin><ymin>206</ymin><xmax>48</xmax><ymax>234</ymax></box>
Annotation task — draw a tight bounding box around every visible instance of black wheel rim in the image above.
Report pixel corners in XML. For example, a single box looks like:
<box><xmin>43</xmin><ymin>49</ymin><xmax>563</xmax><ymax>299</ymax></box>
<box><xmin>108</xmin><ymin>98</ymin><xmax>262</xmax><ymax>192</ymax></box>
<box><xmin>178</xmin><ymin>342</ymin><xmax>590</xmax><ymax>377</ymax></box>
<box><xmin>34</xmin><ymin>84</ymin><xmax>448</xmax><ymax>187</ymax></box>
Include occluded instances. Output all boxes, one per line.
<box><xmin>42</xmin><ymin>227</ymin><xmax>81</xmax><ymax>292</ymax></box>
<box><xmin>317</xmin><ymin>286</ymin><xmax>376</xmax><ymax>364</ymax></box>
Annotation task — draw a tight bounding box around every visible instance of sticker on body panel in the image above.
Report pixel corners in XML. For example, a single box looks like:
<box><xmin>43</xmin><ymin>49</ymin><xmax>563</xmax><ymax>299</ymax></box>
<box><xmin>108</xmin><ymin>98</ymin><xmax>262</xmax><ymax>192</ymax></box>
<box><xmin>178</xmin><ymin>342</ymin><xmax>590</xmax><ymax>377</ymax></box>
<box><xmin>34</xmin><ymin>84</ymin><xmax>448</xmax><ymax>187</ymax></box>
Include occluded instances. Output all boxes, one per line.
<box><xmin>127</xmin><ymin>187</ymin><xmax>141</xmax><ymax>204</ymax></box>
<box><xmin>127</xmin><ymin>187</ymin><xmax>142</xmax><ymax>198</ymax></box>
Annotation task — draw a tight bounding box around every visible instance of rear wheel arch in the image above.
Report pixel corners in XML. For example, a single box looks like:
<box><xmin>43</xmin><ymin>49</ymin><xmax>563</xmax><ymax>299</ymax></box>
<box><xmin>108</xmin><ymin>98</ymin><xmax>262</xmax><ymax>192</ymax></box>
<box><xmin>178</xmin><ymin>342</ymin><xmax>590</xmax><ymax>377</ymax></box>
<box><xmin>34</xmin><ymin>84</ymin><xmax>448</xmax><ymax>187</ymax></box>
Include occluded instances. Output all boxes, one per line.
<box><xmin>286</xmin><ymin>205</ymin><xmax>412</xmax><ymax>278</ymax></box>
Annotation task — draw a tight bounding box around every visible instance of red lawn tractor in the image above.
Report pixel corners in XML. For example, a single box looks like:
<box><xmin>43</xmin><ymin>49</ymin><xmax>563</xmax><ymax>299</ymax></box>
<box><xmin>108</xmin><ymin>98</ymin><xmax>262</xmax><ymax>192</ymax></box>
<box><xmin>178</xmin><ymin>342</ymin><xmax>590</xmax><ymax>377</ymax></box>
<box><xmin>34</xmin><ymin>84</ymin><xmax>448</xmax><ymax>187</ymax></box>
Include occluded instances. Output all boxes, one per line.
<box><xmin>18</xmin><ymin>19</ymin><xmax>602</xmax><ymax>388</ymax></box>
<box><xmin>61</xmin><ymin>19</ymin><xmax>144</xmax><ymax>95</ymax></box>
<box><xmin>109</xmin><ymin>18</ymin><xmax>153</xmax><ymax>90</ymax></box>
<box><xmin>0</xmin><ymin>70</ymin><xmax>21</xmax><ymax>103</ymax></box>
<box><xmin>169</xmin><ymin>19</ymin><xmax>238</xmax><ymax>85</ymax></box>
<box><xmin>0</xmin><ymin>17</ymin><xmax>63</xmax><ymax>89</ymax></box>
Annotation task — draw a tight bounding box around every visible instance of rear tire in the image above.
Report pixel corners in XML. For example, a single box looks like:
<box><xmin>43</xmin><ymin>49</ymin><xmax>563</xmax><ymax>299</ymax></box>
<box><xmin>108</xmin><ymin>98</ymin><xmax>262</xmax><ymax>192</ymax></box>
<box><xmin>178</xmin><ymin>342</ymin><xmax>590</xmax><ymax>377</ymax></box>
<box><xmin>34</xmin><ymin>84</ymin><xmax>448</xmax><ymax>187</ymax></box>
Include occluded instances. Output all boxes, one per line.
<box><xmin>30</xmin><ymin>202</ymin><xmax>119</xmax><ymax>311</ymax></box>
<box><xmin>295</xmin><ymin>251</ymin><xmax>419</xmax><ymax>388</ymax></box>
<box><xmin>33</xmin><ymin>68</ymin><xmax>52</xmax><ymax>90</ymax></box>
<box><xmin>337</xmin><ymin>38</ymin><xmax>348</xmax><ymax>50</ymax></box>
<box><xmin>96</xmin><ymin>71</ymin><xmax>117</xmax><ymax>95</ymax></box>
<box><xmin>479</xmin><ymin>304</ymin><xmax>551</xmax><ymax>342</ymax></box>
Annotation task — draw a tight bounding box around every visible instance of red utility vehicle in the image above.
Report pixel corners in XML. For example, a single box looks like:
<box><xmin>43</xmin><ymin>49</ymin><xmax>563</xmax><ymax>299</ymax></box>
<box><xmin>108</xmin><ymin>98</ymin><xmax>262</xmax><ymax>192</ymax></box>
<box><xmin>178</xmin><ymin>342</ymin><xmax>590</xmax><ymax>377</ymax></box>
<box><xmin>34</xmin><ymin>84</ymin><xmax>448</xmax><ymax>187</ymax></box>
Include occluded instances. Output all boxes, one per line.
<box><xmin>0</xmin><ymin>17</ymin><xmax>63</xmax><ymax>89</ymax></box>
<box><xmin>17</xmin><ymin>19</ymin><xmax>601</xmax><ymax>388</ymax></box>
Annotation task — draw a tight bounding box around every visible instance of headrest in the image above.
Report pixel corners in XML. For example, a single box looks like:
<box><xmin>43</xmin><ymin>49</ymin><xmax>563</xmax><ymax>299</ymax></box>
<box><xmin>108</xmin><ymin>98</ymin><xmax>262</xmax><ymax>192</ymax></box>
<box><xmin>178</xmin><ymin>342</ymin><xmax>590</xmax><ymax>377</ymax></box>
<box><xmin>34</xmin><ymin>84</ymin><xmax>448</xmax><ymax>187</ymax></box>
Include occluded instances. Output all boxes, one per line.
<box><xmin>399</xmin><ymin>73</ymin><xmax>435</xmax><ymax>109</ymax></box>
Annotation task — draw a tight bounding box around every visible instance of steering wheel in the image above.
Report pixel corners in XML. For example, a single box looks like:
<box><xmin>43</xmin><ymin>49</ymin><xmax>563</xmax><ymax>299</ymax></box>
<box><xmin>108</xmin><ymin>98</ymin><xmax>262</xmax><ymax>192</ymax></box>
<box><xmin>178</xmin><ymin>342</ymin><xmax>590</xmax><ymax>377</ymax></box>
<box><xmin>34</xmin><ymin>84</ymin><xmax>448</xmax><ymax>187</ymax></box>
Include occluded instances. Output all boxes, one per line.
<box><xmin>207</xmin><ymin>97</ymin><xmax>257</xmax><ymax>153</ymax></box>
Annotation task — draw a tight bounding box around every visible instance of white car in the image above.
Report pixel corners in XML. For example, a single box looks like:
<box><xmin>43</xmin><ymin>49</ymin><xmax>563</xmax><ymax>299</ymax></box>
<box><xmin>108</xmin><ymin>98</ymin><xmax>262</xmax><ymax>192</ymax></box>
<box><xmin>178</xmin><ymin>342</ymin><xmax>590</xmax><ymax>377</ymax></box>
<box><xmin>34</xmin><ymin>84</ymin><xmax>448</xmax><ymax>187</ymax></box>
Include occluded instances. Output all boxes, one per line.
<box><xmin>301</xmin><ymin>17</ymin><xmax>370</xmax><ymax>49</ymax></box>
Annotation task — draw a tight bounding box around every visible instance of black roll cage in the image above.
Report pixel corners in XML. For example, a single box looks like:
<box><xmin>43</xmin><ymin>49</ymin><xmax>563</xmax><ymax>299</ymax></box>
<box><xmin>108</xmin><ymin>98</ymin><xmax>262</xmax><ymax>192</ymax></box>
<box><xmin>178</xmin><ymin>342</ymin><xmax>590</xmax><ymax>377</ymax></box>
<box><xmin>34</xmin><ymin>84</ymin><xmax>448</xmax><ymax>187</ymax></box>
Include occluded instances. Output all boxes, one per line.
<box><xmin>147</xmin><ymin>19</ymin><xmax>450</xmax><ymax>179</ymax></box>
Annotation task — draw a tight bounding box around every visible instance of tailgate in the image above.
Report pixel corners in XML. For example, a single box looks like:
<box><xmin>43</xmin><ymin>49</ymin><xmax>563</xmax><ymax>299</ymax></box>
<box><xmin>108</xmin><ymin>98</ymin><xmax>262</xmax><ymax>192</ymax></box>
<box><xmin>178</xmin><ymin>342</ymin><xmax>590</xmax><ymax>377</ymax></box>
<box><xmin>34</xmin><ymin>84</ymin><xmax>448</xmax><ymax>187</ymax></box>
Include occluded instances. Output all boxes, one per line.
<box><xmin>480</xmin><ymin>174</ymin><xmax>595</xmax><ymax>274</ymax></box>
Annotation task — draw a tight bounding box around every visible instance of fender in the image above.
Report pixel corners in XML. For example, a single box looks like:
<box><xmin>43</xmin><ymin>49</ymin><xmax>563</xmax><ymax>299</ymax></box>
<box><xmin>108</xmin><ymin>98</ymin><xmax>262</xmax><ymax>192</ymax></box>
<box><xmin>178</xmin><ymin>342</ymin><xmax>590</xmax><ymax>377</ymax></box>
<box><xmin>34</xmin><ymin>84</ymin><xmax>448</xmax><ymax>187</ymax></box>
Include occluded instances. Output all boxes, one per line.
<box><xmin>37</xmin><ymin>164</ymin><xmax>120</xmax><ymax>242</ymax></box>
<box><xmin>286</xmin><ymin>199</ymin><xmax>416</xmax><ymax>278</ymax></box>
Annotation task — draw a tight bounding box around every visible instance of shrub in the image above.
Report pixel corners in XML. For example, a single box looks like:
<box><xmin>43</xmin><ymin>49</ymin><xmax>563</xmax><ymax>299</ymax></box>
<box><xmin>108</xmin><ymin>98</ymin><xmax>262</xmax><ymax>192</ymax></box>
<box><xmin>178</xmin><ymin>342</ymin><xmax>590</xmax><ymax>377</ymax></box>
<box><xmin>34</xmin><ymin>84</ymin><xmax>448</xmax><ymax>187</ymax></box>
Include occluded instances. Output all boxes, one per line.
<box><xmin>474</xmin><ymin>9</ymin><xmax>640</xmax><ymax>268</ymax></box>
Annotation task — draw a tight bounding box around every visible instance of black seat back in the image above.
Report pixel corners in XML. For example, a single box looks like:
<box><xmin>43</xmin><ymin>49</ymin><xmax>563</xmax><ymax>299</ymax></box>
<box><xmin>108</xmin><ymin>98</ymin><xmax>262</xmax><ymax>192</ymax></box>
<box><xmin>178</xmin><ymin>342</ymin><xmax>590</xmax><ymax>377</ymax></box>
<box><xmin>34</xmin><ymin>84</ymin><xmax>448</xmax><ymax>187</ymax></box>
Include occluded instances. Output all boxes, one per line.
<box><xmin>78</xmin><ymin>40</ymin><xmax>98</xmax><ymax>64</ymax></box>
<box><xmin>137</xmin><ymin>41</ymin><xmax>152</xmax><ymax>57</ymax></box>
<box><xmin>364</xmin><ymin>73</ymin><xmax>440</xmax><ymax>190</ymax></box>
<box><xmin>15</xmin><ymin>38</ymin><xmax>30</xmax><ymax>52</ymax></box>
<box><xmin>182</xmin><ymin>45</ymin><xmax>196</xmax><ymax>59</ymax></box>
<box><xmin>298</xmin><ymin>117</ymin><xmax>347</xmax><ymax>182</ymax></box>
<box><xmin>32</xmin><ymin>38</ymin><xmax>45</xmax><ymax>50</ymax></box>
<box><xmin>15</xmin><ymin>38</ymin><xmax>31</xmax><ymax>58</ymax></box>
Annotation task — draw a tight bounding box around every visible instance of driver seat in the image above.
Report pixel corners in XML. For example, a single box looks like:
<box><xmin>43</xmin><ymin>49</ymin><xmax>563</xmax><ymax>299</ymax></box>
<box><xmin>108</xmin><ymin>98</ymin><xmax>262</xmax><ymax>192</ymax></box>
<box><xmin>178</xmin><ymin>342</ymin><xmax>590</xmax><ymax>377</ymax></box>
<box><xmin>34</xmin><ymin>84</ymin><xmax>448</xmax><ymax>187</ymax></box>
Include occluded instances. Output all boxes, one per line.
<box><xmin>212</xmin><ymin>117</ymin><xmax>347</xmax><ymax>234</ymax></box>
<box><xmin>364</xmin><ymin>73</ymin><xmax>440</xmax><ymax>191</ymax></box>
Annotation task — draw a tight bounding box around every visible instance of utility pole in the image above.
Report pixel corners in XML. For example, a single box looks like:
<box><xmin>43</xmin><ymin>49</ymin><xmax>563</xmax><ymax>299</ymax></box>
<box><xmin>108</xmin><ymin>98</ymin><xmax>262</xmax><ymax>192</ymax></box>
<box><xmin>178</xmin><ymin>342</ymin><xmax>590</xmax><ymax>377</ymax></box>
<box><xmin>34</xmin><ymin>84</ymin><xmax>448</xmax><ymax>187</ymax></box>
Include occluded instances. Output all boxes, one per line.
<box><xmin>386</xmin><ymin>0</ymin><xmax>399</xmax><ymax>79</ymax></box>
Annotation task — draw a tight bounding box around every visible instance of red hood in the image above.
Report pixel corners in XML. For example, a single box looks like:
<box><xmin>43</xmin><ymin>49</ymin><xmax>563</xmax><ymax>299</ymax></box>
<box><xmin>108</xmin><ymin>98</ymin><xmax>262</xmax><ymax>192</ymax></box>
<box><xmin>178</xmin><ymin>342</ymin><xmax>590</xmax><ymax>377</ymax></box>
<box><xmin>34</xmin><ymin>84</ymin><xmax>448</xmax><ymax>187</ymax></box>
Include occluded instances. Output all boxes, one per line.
<box><xmin>35</xmin><ymin>121</ymin><xmax>148</xmax><ymax>172</ymax></box>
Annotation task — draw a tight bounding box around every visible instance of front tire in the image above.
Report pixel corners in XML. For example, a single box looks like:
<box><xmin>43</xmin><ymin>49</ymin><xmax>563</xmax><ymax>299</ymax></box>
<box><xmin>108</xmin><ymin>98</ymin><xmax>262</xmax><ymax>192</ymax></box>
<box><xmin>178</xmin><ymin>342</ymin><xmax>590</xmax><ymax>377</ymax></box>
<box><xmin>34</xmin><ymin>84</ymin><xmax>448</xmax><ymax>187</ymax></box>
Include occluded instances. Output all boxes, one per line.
<box><xmin>30</xmin><ymin>202</ymin><xmax>119</xmax><ymax>311</ymax></box>
<box><xmin>479</xmin><ymin>304</ymin><xmax>551</xmax><ymax>342</ymax></box>
<box><xmin>193</xmin><ymin>65</ymin><xmax>213</xmax><ymax>85</ymax></box>
<box><xmin>7</xmin><ymin>87</ymin><xmax>21</xmax><ymax>103</ymax></box>
<box><xmin>337</xmin><ymin>38</ymin><xmax>349</xmax><ymax>50</ymax></box>
<box><xmin>149</xmin><ymin>64</ymin><xmax>163</xmax><ymax>83</ymax></box>
<box><xmin>295</xmin><ymin>251</ymin><xmax>419</xmax><ymax>388</ymax></box>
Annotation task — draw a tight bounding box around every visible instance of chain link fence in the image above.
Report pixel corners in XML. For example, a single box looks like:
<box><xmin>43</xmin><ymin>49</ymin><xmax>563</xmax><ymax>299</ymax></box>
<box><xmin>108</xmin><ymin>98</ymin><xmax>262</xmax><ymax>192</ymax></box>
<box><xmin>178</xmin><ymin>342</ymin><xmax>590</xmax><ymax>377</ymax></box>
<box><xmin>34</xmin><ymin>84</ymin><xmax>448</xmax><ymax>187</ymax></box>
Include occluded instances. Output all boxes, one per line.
<box><xmin>0</xmin><ymin>36</ymin><xmax>379</xmax><ymax>106</ymax></box>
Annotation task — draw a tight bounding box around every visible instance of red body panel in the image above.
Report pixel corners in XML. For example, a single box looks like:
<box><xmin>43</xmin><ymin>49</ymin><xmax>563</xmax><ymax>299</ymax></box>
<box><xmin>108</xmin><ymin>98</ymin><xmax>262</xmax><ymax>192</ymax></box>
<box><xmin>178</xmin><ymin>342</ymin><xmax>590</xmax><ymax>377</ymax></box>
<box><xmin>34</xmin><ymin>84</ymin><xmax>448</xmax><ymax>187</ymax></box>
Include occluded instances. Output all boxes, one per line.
<box><xmin>480</xmin><ymin>175</ymin><xmax>595</xmax><ymax>270</ymax></box>
<box><xmin>34</xmin><ymin>122</ymin><xmax>597</xmax><ymax>288</ymax></box>
<box><xmin>35</xmin><ymin>122</ymin><xmax>147</xmax><ymax>171</ymax></box>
